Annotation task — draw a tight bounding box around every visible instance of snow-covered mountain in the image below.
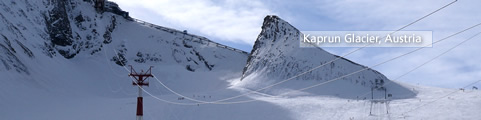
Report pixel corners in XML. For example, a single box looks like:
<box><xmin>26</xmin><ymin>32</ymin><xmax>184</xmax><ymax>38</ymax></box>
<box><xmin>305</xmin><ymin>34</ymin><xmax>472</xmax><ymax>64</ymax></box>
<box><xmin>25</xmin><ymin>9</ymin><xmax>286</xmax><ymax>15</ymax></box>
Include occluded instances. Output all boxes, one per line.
<box><xmin>1</xmin><ymin>0</ymin><xmax>480</xmax><ymax>120</ymax></box>
<box><xmin>238</xmin><ymin>15</ymin><xmax>415</xmax><ymax>99</ymax></box>
<box><xmin>0</xmin><ymin>0</ymin><xmax>247</xmax><ymax>72</ymax></box>
<box><xmin>0</xmin><ymin>0</ymin><xmax>249</xmax><ymax>115</ymax></box>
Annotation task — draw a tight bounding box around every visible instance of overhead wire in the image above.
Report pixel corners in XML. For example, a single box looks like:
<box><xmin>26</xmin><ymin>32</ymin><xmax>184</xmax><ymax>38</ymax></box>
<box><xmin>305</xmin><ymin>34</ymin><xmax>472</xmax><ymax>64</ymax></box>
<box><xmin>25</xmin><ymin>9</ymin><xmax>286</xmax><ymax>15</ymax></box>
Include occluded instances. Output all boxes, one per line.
<box><xmin>276</xmin><ymin>22</ymin><xmax>481</xmax><ymax>96</ymax></box>
<box><xmin>399</xmin><ymin>79</ymin><xmax>481</xmax><ymax>116</ymax></box>
<box><xmin>366</xmin><ymin>79</ymin><xmax>481</xmax><ymax>119</ymax></box>
<box><xmin>108</xmin><ymin>0</ymin><xmax>463</xmax><ymax>105</ymax></box>
<box><xmin>342</xmin><ymin>30</ymin><xmax>481</xmax><ymax>119</ymax></box>
<box><xmin>113</xmin><ymin>50</ymin><xmax>201</xmax><ymax>105</ymax></box>
<box><xmin>102</xmin><ymin>44</ymin><xmax>130</xmax><ymax>94</ymax></box>
<box><xmin>377</xmin><ymin>30</ymin><xmax>481</xmax><ymax>117</ymax></box>
<box><xmin>349</xmin><ymin>25</ymin><xmax>481</xmax><ymax>102</ymax></box>
<box><xmin>135</xmin><ymin>21</ymin><xmax>481</xmax><ymax>105</ymax></box>
<box><xmin>134</xmin><ymin>0</ymin><xmax>458</xmax><ymax>104</ymax></box>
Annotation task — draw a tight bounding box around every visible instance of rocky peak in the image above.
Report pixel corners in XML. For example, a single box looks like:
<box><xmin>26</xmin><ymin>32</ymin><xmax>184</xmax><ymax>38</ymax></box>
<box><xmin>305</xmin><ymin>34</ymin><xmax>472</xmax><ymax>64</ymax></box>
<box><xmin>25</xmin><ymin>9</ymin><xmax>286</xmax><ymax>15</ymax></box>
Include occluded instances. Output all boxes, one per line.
<box><xmin>239</xmin><ymin>15</ymin><xmax>414</xmax><ymax>99</ymax></box>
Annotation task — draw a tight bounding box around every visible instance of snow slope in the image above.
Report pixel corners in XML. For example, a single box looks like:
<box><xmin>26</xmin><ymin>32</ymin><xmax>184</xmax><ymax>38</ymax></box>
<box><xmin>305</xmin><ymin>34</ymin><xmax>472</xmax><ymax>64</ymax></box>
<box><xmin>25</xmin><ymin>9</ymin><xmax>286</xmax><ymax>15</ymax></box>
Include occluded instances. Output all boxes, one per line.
<box><xmin>0</xmin><ymin>0</ymin><xmax>480</xmax><ymax>120</ymax></box>
<box><xmin>238</xmin><ymin>15</ymin><xmax>415</xmax><ymax>99</ymax></box>
<box><xmin>0</xmin><ymin>0</ymin><xmax>248</xmax><ymax>96</ymax></box>
<box><xmin>0</xmin><ymin>0</ymin><xmax>251</xmax><ymax>119</ymax></box>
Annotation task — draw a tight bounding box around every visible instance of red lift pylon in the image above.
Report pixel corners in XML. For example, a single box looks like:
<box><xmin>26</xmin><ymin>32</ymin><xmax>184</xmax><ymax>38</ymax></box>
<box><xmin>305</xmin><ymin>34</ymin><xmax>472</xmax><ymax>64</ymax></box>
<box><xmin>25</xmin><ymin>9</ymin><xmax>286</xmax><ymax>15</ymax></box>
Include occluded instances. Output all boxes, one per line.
<box><xmin>128</xmin><ymin>65</ymin><xmax>153</xmax><ymax>120</ymax></box>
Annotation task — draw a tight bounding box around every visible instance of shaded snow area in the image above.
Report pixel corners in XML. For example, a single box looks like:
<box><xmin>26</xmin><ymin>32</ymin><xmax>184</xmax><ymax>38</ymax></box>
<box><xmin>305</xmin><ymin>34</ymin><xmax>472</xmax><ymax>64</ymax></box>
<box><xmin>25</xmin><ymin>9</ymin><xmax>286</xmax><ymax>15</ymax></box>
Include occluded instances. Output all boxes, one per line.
<box><xmin>0</xmin><ymin>0</ymin><xmax>480</xmax><ymax>120</ymax></box>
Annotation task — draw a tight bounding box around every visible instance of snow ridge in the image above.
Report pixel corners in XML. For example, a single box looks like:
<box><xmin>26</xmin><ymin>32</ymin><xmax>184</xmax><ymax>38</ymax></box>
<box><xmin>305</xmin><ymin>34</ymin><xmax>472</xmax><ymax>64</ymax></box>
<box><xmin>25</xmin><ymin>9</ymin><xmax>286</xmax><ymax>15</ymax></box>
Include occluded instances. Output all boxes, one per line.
<box><xmin>240</xmin><ymin>15</ymin><xmax>415</xmax><ymax>99</ymax></box>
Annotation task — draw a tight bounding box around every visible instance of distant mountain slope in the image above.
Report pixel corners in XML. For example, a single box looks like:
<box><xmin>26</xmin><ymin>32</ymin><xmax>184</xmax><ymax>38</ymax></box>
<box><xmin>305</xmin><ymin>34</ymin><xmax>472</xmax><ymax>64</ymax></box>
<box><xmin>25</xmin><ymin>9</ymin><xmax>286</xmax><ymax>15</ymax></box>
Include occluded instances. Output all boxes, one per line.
<box><xmin>0</xmin><ymin>0</ymin><xmax>248</xmax><ymax>75</ymax></box>
<box><xmin>0</xmin><ymin>0</ymin><xmax>248</xmax><ymax>99</ymax></box>
<box><xmin>1</xmin><ymin>1</ymin><xmax>480</xmax><ymax>120</ymax></box>
<box><xmin>239</xmin><ymin>15</ymin><xmax>415</xmax><ymax>99</ymax></box>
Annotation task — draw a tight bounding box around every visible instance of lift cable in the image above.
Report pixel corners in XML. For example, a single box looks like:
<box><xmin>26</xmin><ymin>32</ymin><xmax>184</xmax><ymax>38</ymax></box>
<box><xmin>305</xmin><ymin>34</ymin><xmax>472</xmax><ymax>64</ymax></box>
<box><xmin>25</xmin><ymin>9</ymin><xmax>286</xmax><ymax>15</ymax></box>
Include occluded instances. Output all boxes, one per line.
<box><xmin>138</xmin><ymin>0</ymin><xmax>458</xmax><ymax>104</ymax></box>
<box><xmin>130</xmin><ymin>21</ymin><xmax>481</xmax><ymax>105</ymax></box>
<box><xmin>109</xmin><ymin>0</ymin><xmax>461</xmax><ymax>105</ymax></box>
<box><xmin>335</xmin><ymin>29</ymin><xmax>481</xmax><ymax>119</ymax></box>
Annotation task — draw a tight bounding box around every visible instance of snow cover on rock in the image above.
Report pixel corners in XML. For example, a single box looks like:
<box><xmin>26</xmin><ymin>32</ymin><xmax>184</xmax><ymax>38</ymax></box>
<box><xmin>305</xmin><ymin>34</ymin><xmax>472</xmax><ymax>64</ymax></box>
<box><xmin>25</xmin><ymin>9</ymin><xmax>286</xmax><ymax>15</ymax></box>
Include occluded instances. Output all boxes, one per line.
<box><xmin>238</xmin><ymin>15</ymin><xmax>415</xmax><ymax>99</ymax></box>
<box><xmin>0</xmin><ymin>0</ymin><xmax>249</xmax><ymax>119</ymax></box>
<box><xmin>0</xmin><ymin>0</ymin><xmax>480</xmax><ymax>120</ymax></box>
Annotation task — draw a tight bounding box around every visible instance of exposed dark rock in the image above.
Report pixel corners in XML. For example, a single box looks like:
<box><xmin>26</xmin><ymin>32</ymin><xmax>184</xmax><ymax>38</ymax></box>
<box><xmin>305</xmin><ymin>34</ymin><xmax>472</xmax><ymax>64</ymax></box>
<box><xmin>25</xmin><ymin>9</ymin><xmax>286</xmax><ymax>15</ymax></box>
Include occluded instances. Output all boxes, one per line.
<box><xmin>193</xmin><ymin>49</ymin><xmax>213</xmax><ymax>70</ymax></box>
<box><xmin>103</xmin><ymin>16</ymin><xmax>116</xmax><ymax>44</ymax></box>
<box><xmin>44</xmin><ymin>0</ymin><xmax>75</xmax><ymax>58</ymax></box>
<box><xmin>134</xmin><ymin>52</ymin><xmax>162</xmax><ymax>63</ymax></box>
<box><xmin>186</xmin><ymin>65</ymin><xmax>195</xmax><ymax>72</ymax></box>
<box><xmin>15</xmin><ymin>40</ymin><xmax>34</xmax><ymax>58</ymax></box>
<box><xmin>44</xmin><ymin>0</ymin><xmax>73</xmax><ymax>47</ymax></box>
<box><xmin>111</xmin><ymin>44</ymin><xmax>127</xmax><ymax>66</ymax></box>
<box><xmin>0</xmin><ymin>43</ymin><xmax>29</xmax><ymax>74</ymax></box>
<box><xmin>1</xmin><ymin>34</ymin><xmax>16</xmax><ymax>53</ymax></box>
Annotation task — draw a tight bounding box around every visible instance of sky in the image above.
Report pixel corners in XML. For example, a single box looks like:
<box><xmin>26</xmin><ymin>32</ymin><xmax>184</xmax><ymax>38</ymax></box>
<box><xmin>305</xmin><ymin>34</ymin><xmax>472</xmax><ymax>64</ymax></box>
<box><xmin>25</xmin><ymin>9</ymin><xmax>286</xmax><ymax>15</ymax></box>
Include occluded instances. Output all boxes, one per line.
<box><xmin>110</xmin><ymin>0</ymin><xmax>481</xmax><ymax>89</ymax></box>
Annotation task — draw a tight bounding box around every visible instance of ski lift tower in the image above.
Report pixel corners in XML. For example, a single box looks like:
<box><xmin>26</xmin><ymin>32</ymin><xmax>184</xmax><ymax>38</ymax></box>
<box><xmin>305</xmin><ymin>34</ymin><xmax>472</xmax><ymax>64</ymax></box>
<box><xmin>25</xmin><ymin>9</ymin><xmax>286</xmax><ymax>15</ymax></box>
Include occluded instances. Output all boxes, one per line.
<box><xmin>128</xmin><ymin>65</ymin><xmax>153</xmax><ymax>120</ymax></box>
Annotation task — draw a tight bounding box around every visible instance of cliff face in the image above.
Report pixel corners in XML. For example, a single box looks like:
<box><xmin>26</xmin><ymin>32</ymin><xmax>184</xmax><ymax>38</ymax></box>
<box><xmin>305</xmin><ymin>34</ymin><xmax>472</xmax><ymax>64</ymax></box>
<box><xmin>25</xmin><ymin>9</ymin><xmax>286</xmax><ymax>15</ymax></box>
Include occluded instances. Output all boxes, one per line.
<box><xmin>0</xmin><ymin>0</ymin><xmax>249</xmax><ymax>75</ymax></box>
<box><xmin>0</xmin><ymin>0</ymin><xmax>251</xmax><ymax>109</ymax></box>
<box><xmin>42</xmin><ymin>0</ymin><xmax>122</xmax><ymax>58</ymax></box>
<box><xmin>243</xmin><ymin>15</ymin><xmax>388</xmax><ymax>82</ymax></box>
<box><xmin>44</xmin><ymin>0</ymin><xmax>77</xmax><ymax>58</ymax></box>
<box><xmin>240</xmin><ymin>15</ymin><xmax>414</xmax><ymax>99</ymax></box>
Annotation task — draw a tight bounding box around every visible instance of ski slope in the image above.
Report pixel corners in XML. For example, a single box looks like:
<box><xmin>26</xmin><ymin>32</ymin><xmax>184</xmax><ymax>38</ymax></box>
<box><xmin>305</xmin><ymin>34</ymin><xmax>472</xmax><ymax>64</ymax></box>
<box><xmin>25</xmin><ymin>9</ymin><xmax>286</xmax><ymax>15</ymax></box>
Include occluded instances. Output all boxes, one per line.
<box><xmin>0</xmin><ymin>0</ymin><xmax>480</xmax><ymax>120</ymax></box>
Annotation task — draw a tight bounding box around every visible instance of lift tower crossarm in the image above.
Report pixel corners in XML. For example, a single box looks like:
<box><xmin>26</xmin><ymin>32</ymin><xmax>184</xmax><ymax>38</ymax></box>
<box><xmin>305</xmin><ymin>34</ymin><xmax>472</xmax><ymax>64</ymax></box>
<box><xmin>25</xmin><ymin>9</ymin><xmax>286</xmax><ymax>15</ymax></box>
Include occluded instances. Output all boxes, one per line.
<box><xmin>128</xmin><ymin>65</ymin><xmax>153</xmax><ymax>120</ymax></box>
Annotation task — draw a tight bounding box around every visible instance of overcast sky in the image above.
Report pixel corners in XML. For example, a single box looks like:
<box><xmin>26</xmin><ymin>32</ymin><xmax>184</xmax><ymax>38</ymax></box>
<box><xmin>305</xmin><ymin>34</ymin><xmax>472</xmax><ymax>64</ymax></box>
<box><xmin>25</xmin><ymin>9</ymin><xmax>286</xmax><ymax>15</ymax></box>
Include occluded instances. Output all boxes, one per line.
<box><xmin>110</xmin><ymin>0</ymin><xmax>481</xmax><ymax>89</ymax></box>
